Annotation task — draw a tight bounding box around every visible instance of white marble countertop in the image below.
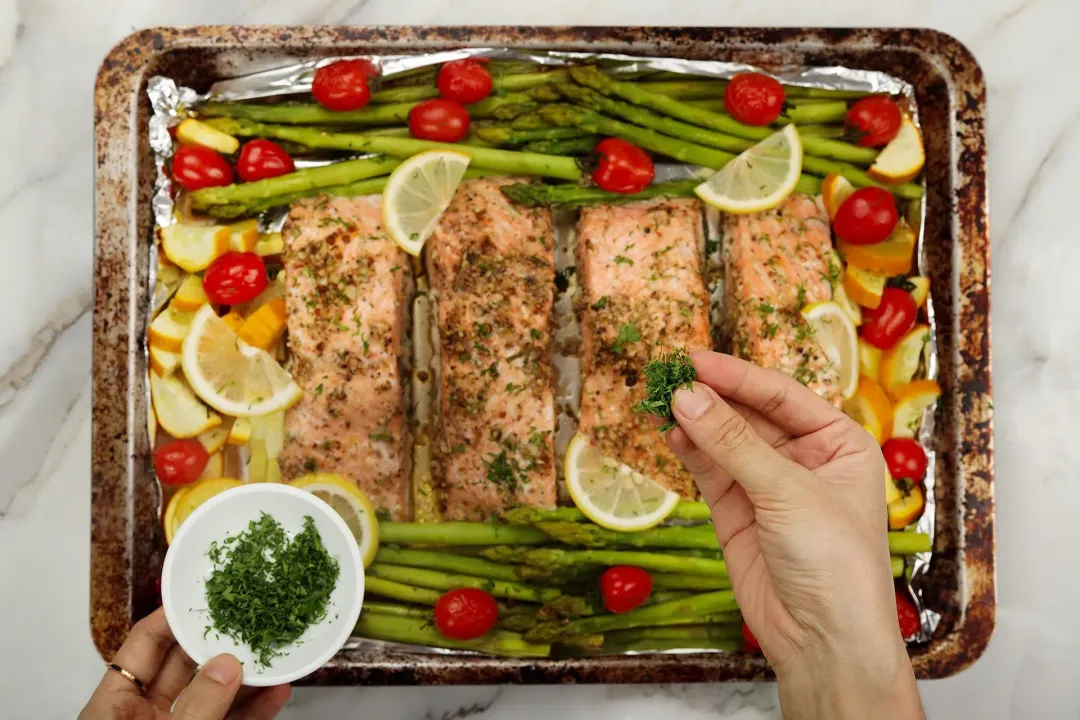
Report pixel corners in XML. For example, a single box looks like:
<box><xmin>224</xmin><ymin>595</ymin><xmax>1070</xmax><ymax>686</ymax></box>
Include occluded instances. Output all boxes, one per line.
<box><xmin>2</xmin><ymin>0</ymin><xmax>1077</xmax><ymax>717</ymax></box>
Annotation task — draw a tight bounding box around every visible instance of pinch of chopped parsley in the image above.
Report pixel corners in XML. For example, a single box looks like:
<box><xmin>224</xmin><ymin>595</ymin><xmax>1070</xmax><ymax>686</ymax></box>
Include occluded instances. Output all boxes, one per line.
<box><xmin>614</xmin><ymin>255</ymin><xmax>634</xmax><ymax>266</ymax></box>
<box><xmin>591</xmin><ymin>296</ymin><xmax>609</xmax><ymax>311</ymax></box>
<box><xmin>632</xmin><ymin>347</ymin><xmax>697</xmax><ymax>432</ymax></box>
<box><xmin>610</xmin><ymin>322</ymin><xmax>641</xmax><ymax>355</ymax></box>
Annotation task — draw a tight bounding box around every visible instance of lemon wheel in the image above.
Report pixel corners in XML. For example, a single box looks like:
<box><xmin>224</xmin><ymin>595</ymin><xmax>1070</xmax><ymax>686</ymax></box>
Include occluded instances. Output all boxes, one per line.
<box><xmin>289</xmin><ymin>474</ymin><xmax>380</xmax><ymax>567</ymax></box>
<box><xmin>181</xmin><ymin>305</ymin><xmax>302</xmax><ymax>417</ymax></box>
<box><xmin>564</xmin><ymin>434</ymin><xmax>679</xmax><ymax>532</ymax></box>
<box><xmin>694</xmin><ymin>125</ymin><xmax>803</xmax><ymax>214</ymax></box>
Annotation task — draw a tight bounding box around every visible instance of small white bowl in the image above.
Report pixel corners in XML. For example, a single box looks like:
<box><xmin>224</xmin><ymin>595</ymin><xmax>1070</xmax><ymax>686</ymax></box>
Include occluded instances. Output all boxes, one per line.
<box><xmin>162</xmin><ymin>483</ymin><xmax>364</xmax><ymax>686</ymax></box>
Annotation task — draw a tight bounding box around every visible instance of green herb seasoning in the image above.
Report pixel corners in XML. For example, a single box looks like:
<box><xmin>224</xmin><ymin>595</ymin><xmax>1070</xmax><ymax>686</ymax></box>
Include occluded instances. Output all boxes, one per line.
<box><xmin>204</xmin><ymin>513</ymin><xmax>340</xmax><ymax>667</ymax></box>
<box><xmin>632</xmin><ymin>348</ymin><xmax>698</xmax><ymax>432</ymax></box>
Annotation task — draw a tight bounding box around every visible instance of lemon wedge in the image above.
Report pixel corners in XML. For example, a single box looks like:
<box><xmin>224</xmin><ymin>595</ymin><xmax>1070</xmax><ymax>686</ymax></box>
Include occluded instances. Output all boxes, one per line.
<box><xmin>694</xmin><ymin>125</ymin><xmax>803</xmax><ymax>214</ymax></box>
<box><xmin>290</xmin><ymin>474</ymin><xmax>380</xmax><ymax>567</ymax></box>
<box><xmin>382</xmin><ymin>150</ymin><xmax>471</xmax><ymax>256</ymax></box>
<box><xmin>181</xmin><ymin>304</ymin><xmax>302</xmax><ymax>417</ymax></box>
<box><xmin>800</xmin><ymin>301</ymin><xmax>859</xmax><ymax>400</ymax></box>
<box><xmin>564</xmin><ymin>433</ymin><xmax>680</xmax><ymax>532</ymax></box>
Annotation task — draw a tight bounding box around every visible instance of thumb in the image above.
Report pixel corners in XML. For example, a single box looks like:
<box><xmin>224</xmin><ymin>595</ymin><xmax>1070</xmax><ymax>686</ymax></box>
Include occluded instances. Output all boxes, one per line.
<box><xmin>170</xmin><ymin>654</ymin><xmax>242</xmax><ymax>720</ymax></box>
<box><xmin>672</xmin><ymin>382</ymin><xmax>806</xmax><ymax>501</ymax></box>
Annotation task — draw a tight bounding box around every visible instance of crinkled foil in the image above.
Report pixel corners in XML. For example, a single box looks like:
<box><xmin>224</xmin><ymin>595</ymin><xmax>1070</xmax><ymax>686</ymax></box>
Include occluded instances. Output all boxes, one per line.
<box><xmin>147</xmin><ymin>49</ymin><xmax>937</xmax><ymax>649</ymax></box>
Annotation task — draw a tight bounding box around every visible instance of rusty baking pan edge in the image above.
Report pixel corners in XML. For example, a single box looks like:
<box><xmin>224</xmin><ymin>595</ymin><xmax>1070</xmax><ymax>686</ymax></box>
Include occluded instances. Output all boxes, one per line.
<box><xmin>93</xmin><ymin>25</ymin><xmax>993</xmax><ymax>684</ymax></box>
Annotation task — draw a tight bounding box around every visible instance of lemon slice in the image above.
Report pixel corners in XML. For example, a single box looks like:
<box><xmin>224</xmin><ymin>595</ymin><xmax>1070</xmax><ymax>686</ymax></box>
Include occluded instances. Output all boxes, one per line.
<box><xmin>290</xmin><ymin>474</ymin><xmax>380</xmax><ymax>567</ymax></box>
<box><xmin>694</xmin><ymin>125</ymin><xmax>803</xmax><ymax>214</ymax></box>
<box><xmin>800</xmin><ymin>301</ymin><xmax>859</xmax><ymax>400</ymax></box>
<box><xmin>382</xmin><ymin>150</ymin><xmax>471</xmax><ymax>256</ymax></box>
<box><xmin>564</xmin><ymin>433</ymin><xmax>680</xmax><ymax>532</ymax></box>
<box><xmin>163</xmin><ymin>477</ymin><xmax>242</xmax><ymax>544</ymax></box>
<box><xmin>181</xmin><ymin>304</ymin><xmax>302</xmax><ymax>417</ymax></box>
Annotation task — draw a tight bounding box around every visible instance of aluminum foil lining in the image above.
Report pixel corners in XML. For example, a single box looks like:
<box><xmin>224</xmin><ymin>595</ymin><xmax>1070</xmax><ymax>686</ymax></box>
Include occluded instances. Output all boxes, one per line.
<box><xmin>146</xmin><ymin>48</ymin><xmax>937</xmax><ymax>647</ymax></box>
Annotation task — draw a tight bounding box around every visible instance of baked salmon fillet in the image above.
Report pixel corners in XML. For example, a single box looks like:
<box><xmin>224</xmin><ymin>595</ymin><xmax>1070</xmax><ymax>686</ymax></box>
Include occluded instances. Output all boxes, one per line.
<box><xmin>278</xmin><ymin>194</ymin><xmax>412</xmax><ymax>519</ymax></box>
<box><xmin>426</xmin><ymin>178</ymin><xmax>557</xmax><ymax>520</ymax></box>
<box><xmin>576</xmin><ymin>198</ymin><xmax>711</xmax><ymax>498</ymax></box>
<box><xmin>722</xmin><ymin>193</ymin><xmax>841</xmax><ymax>404</ymax></box>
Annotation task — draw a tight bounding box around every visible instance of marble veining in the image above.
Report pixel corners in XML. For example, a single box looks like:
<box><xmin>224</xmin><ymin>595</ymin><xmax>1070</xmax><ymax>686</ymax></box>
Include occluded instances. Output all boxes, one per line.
<box><xmin>2</xmin><ymin>0</ymin><xmax>1078</xmax><ymax>717</ymax></box>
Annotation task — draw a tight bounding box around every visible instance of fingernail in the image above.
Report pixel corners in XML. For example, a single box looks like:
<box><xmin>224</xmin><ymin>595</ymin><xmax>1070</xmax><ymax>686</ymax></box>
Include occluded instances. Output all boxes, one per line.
<box><xmin>203</xmin><ymin>654</ymin><xmax>241</xmax><ymax>685</ymax></box>
<box><xmin>673</xmin><ymin>383</ymin><xmax>713</xmax><ymax>420</ymax></box>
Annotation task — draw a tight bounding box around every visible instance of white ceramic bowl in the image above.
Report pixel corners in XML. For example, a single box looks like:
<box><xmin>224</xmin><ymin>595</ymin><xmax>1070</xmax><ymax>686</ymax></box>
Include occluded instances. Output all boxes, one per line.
<box><xmin>162</xmin><ymin>483</ymin><xmax>364</xmax><ymax>686</ymax></box>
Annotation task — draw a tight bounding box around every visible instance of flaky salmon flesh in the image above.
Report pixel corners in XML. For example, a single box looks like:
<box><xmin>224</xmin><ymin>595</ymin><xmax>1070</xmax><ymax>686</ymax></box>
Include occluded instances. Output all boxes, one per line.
<box><xmin>426</xmin><ymin>178</ymin><xmax>558</xmax><ymax>520</ymax></box>
<box><xmin>278</xmin><ymin>194</ymin><xmax>412</xmax><ymax>519</ymax></box>
<box><xmin>576</xmin><ymin>198</ymin><xmax>711</xmax><ymax>498</ymax></box>
<box><xmin>722</xmin><ymin>193</ymin><xmax>841</xmax><ymax>405</ymax></box>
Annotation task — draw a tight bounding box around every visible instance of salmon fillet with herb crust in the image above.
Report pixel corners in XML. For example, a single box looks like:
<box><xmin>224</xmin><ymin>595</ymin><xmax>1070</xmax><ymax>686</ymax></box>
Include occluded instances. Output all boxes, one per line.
<box><xmin>278</xmin><ymin>194</ymin><xmax>412</xmax><ymax>519</ymax></box>
<box><xmin>576</xmin><ymin>198</ymin><xmax>711</xmax><ymax>498</ymax></box>
<box><xmin>426</xmin><ymin>178</ymin><xmax>557</xmax><ymax>520</ymax></box>
<box><xmin>722</xmin><ymin>193</ymin><xmax>841</xmax><ymax>405</ymax></box>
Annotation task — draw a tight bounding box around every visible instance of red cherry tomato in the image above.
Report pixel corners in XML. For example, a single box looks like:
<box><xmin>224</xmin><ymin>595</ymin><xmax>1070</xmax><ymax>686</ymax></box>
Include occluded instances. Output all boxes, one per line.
<box><xmin>861</xmin><ymin>288</ymin><xmax>917</xmax><ymax>350</ymax></box>
<box><xmin>312</xmin><ymin>59</ymin><xmax>376</xmax><ymax>112</ymax></box>
<box><xmin>600</xmin><ymin>566</ymin><xmax>653</xmax><ymax>614</ymax></box>
<box><xmin>408</xmin><ymin>99</ymin><xmax>471</xmax><ymax>142</ymax></box>
<box><xmin>202</xmin><ymin>252</ymin><xmax>269</xmax><ymax>306</ymax></box>
<box><xmin>846</xmin><ymin>96</ymin><xmax>903</xmax><ymax>148</ymax></box>
<box><xmin>237</xmin><ymin>139</ymin><xmax>295</xmax><ymax>182</ymax></box>
<box><xmin>172</xmin><ymin>146</ymin><xmax>234</xmax><ymax>191</ymax></box>
<box><xmin>434</xmin><ymin>588</ymin><xmax>499</xmax><ymax>640</ymax></box>
<box><xmin>591</xmin><ymin>138</ymin><xmax>655</xmax><ymax>194</ymax></box>
<box><xmin>882</xmin><ymin>438</ymin><xmax>929</xmax><ymax>482</ymax></box>
<box><xmin>833</xmin><ymin>187</ymin><xmax>899</xmax><ymax>246</ymax></box>
<box><xmin>895</xmin><ymin>589</ymin><xmax>921</xmax><ymax>640</ymax></box>
<box><xmin>153</xmin><ymin>438</ymin><xmax>209</xmax><ymax>486</ymax></box>
<box><xmin>741</xmin><ymin>622</ymin><xmax>762</xmax><ymax>653</ymax></box>
<box><xmin>437</xmin><ymin>59</ymin><xmax>493</xmax><ymax>104</ymax></box>
<box><xmin>723</xmin><ymin>73</ymin><xmax>786</xmax><ymax>126</ymax></box>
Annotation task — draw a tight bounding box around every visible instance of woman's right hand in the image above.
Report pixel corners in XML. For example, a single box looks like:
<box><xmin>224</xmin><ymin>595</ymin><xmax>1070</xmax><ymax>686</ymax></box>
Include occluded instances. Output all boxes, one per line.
<box><xmin>664</xmin><ymin>352</ymin><xmax>923</xmax><ymax>720</ymax></box>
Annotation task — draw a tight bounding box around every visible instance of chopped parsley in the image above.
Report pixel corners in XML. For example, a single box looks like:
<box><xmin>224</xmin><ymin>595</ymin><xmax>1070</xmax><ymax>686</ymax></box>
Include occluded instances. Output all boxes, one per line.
<box><xmin>591</xmin><ymin>296</ymin><xmax>609</xmax><ymax>311</ymax></box>
<box><xmin>483</xmin><ymin>451</ymin><xmax>530</xmax><ymax>492</ymax></box>
<box><xmin>368</xmin><ymin>431</ymin><xmax>392</xmax><ymax>442</ymax></box>
<box><xmin>632</xmin><ymin>347</ymin><xmax>697</xmax><ymax>432</ymax></box>
<box><xmin>614</xmin><ymin>255</ymin><xmax>634</xmax><ymax>266</ymax></box>
<box><xmin>610</xmin><ymin>322</ymin><xmax>641</xmax><ymax>355</ymax></box>
<box><xmin>756</xmin><ymin>302</ymin><xmax>775</xmax><ymax>316</ymax></box>
<box><xmin>530</xmin><ymin>328</ymin><xmax>542</xmax><ymax>340</ymax></box>
<box><xmin>475</xmin><ymin>322</ymin><xmax>492</xmax><ymax>338</ymax></box>
<box><xmin>205</xmin><ymin>514</ymin><xmax>339</xmax><ymax>668</ymax></box>
<box><xmin>505</xmin><ymin>382</ymin><xmax>526</xmax><ymax>395</ymax></box>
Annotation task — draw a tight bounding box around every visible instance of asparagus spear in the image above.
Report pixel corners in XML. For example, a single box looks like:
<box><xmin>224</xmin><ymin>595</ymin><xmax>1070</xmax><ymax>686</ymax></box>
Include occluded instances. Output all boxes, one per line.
<box><xmin>522</xmin><ymin>135</ymin><xmax>601</xmax><ymax>155</ymax></box>
<box><xmin>502</xmin><ymin>501</ymin><xmax>712</xmax><ymax>525</ymax></box>
<box><xmin>368</xmin><ymin>563</ymin><xmax>566</xmax><ymax>604</ymax></box>
<box><xmin>491</xmin><ymin>101</ymin><xmax>544</xmax><ymax>120</ymax></box>
<box><xmin>374</xmin><ymin>548</ymin><xmax>523</xmax><ymax>582</ymax></box>
<box><xmin>199</xmin><ymin>93</ymin><xmax>533</xmax><ymax>126</ymax></box>
<box><xmin>535</xmin><ymin>521</ymin><xmax>722</xmax><ymax>550</ymax></box>
<box><xmin>475</xmin><ymin>125</ymin><xmax>592</xmax><ymax>145</ymax></box>
<box><xmin>565</xmin><ymin>72</ymin><xmax>878</xmax><ymax>166</ymax></box>
<box><xmin>365</xmin><ymin>576</ymin><xmax>443</xmax><ymax>606</ymax></box>
<box><xmin>369</xmin><ymin>70</ymin><xmax>571</xmax><ymax>104</ymax></box>
<box><xmin>511</xmin><ymin>114</ymin><xmax>555</xmax><ymax>130</ymax></box>
<box><xmin>188</xmin><ymin>155</ymin><xmax>402</xmax><ymax>209</ymax></box>
<box><xmin>363</xmin><ymin>602</ymin><xmax>434</xmax><ymax>619</ymax></box>
<box><xmin>606</xmin><ymin>623</ymin><xmax>743</xmax><ymax>643</ymax></box>
<box><xmin>650</xmin><ymin>574</ymin><xmax>731</xmax><ymax>591</ymax></box>
<box><xmin>535</xmin><ymin>106</ymin><xmax>822</xmax><ymax>195</ymax></box>
<box><xmin>889</xmin><ymin>531</ymin><xmax>932</xmax><ymax>555</ymax></box>
<box><xmin>525</xmin><ymin>590</ymin><xmax>738</xmax><ymax>643</ymax></box>
<box><xmin>639</xmin><ymin>79</ymin><xmax>868</xmax><ymax>101</ymax></box>
<box><xmin>569</xmin><ymin>67</ymin><xmax>879</xmax><ymax>166</ymax></box>
<box><xmin>783</xmin><ymin>101</ymin><xmax>849</xmax><ymax>125</ymax></box>
<box><xmin>500</xmin><ymin>179</ymin><xmax>703</xmax><ymax>208</ymax></box>
<box><xmin>204</xmin><ymin>168</ymin><xmax>496</xmax><ymax>220</ymax></box>
<box><xmin>202</xmin><ymin>118</ymin><xmax>583</xmax><ymax>181</ymax></box>
<box><xmin>538</xmin><ymin>104</ymin><xmax>734</xmax><ymax>168</ymax></box>
<box><xmin>485</xmin><ymin>547</ymin><xmax>729</xmax><ymax>577</ymax></box>
<box><xmin>539</xmin><ymin>595</ymin><xmax>597</xmax><ymax>619</ymax></box>
<box><xmin>354</xmin><ymin>614</ymin><xmax>551</xmax><ymax>658</ymax></box>
<box><xmin>379</xmin><ymin>521</ymin><xmax>548</xmax><ymax>546</ymax></box>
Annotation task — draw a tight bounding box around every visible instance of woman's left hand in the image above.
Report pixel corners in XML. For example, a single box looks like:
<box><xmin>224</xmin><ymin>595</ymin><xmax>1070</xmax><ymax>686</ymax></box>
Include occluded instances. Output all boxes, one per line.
<box><xmin>79</xmin><ymin>607</ymin><xmax>291</xmax><ymax>719</ymax></box>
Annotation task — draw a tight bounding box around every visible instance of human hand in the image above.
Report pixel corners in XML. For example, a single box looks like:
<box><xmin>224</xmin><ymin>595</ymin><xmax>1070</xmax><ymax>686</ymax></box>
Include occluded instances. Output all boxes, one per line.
<box><xmin>665</xmin><ymin>352</ymin><xmax>921</xmax><ymax>720</ymax></box>
<box><xmin>79</xmin><ymin>607</ymin><xmax>291</xmax><ymax>720</ymax></box>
